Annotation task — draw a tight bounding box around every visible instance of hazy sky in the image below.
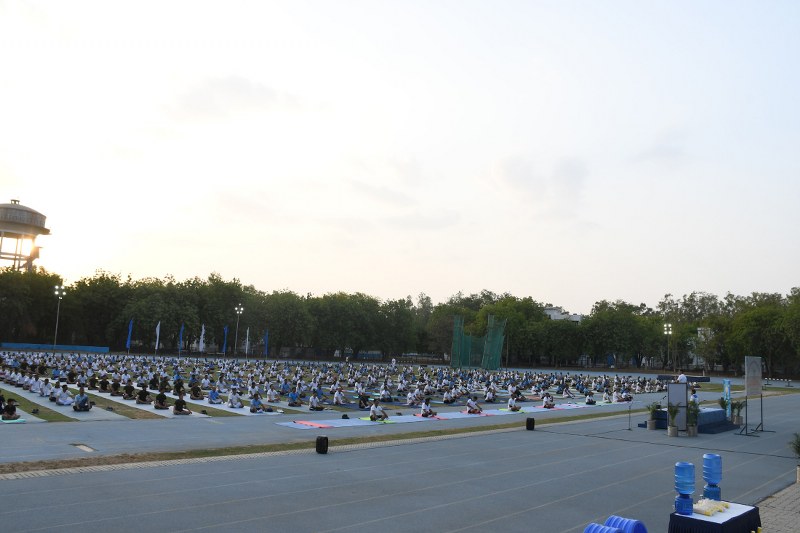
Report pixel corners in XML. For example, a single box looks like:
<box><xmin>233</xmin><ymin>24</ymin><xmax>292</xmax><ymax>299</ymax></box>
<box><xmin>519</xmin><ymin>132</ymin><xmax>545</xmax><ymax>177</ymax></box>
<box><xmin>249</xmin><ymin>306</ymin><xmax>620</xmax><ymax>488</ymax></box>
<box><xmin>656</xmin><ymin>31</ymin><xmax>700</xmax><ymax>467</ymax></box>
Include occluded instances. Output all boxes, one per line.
<box><xmin>2</xmin><ymin>1</ymin><xmax>798</xmax><ymax>314</ymax></box>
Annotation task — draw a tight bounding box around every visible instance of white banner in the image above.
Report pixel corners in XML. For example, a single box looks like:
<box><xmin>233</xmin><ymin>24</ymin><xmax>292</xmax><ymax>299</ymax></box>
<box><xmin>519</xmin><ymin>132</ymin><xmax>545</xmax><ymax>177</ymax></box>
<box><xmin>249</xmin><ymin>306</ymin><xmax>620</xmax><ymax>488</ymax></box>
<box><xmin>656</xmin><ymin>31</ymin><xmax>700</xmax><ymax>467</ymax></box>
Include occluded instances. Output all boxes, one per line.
<box><xmin>199</xmin><ymin>324</ymin><xmax>205</xmax><ymax>353</ymax></box>
<box><xmin>745</xmin><ymin>356</ymin><xmax>762</xmax><ymax>397</ymax></box>
<box><xmin>155</xmin><ymin>321</ymin><xmax>161</xmax><ymax>351</ymax></box>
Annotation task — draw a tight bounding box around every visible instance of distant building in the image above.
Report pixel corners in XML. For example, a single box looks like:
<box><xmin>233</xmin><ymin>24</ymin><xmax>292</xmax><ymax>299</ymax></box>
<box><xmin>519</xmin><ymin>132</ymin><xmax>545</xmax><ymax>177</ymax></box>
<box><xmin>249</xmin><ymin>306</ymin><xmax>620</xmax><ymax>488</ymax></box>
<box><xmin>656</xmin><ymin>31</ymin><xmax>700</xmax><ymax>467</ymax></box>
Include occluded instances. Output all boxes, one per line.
<box><xmin>543</xmin><ymin>306</ymin><xmax>583</xmax><ymax>323</ymax></box>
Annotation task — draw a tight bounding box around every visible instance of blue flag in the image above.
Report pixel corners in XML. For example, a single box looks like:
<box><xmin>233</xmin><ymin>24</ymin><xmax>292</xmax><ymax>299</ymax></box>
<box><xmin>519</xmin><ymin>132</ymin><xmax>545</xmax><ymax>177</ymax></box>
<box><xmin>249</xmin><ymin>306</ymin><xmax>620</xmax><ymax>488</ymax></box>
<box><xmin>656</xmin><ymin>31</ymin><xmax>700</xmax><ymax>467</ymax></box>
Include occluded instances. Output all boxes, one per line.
<box><xmin>264</xmin><ymin>329</ymin><xmax>269</xmax><ymax>357</ymax></box>
<box><xmin>126</xmin><ymin>319</ymin><xmax>134</xmax><ymax>350</ymax></box>
<box><xmin>179</xmin><ymin>323</ymin><xmax>185</xmax><ymax>354</ymax></box>
<box><xmin>222</xmin><ymin>325</ymin><xmax>229</xmax><ymax>354</ymax></box>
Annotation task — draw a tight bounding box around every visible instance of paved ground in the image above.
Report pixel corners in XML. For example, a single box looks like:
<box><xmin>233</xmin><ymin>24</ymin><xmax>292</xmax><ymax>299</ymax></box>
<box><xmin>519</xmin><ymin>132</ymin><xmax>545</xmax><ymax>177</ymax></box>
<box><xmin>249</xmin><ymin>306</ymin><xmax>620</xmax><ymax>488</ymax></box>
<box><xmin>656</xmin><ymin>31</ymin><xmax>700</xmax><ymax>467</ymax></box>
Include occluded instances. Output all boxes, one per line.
<box><xmin>758</xmin><ymin>480</ymin><xmax>800</xmax><ymax>533</ymax></box>
<box><xmin>0</xmin><ymin>392</ymin><xmax>797</xmax><ymax>532</ymax></box>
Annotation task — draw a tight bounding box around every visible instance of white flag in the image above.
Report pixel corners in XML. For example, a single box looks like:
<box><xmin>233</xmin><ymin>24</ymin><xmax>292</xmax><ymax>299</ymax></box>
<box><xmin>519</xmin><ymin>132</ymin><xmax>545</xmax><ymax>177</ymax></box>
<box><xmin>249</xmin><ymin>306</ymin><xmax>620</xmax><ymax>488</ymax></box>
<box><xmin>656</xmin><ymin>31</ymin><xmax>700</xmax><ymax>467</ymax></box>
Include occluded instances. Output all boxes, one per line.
<box><xmin>199</xmin><ymin>323</ymin><xmax>205</xmax><ymax>353</ymax></box>
<box><xmin>245</xmin><ymin>327</ymin><xmax>250</xmax><ymax>355</ymax></box>
<box><xmin>155</xmin><ymin>321</ymin><xmax>161</xmax><ymax>351</ymax></box>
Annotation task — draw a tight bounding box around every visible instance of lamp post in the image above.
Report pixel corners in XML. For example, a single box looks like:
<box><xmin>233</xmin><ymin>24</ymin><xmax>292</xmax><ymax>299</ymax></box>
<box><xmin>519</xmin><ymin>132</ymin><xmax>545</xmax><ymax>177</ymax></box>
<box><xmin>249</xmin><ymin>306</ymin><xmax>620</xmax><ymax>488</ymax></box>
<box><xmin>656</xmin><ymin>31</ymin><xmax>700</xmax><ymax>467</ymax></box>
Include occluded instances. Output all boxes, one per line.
<box><xmin>234</xmin><ymin>303</ymin><xmax>244</xmax><ymax>359</ymax></box>
<box><xmin>53</xmin><ymin>285</ymin><xmax>66</xmax><ymax>353</ymax></box>
<box><xmin>664</xmin><ymin>322</ymin><xmax>673</xmax><ymax>372</ymax></box>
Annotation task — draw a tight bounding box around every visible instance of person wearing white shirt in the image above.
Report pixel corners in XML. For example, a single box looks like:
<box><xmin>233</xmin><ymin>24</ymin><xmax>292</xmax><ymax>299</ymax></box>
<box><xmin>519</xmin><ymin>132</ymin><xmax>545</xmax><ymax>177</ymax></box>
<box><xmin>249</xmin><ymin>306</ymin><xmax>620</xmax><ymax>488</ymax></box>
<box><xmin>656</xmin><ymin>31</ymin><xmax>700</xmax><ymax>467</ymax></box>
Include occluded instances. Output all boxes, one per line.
<box><xmin>542</xmin><ymin>393</ymin><xmax>555</xmax><ymax>409</ymax></box>
<box><xmin>507</xmin><ymin>396</ymin><xmax>521</xmax><ymax>412</ymax></box>
<box><xmin>55</xmin><ymin>385</ymin><xmax>74</xmax><ymax>406</ymax></box>
<box><xmin>369</xmin><ymin>399</ymin><xmax>388</xmax><ymax>421</ymax></box>
<box><xmin>420</xmin><ymin>397</ymin><xmax>437</xmax><ymax>418</ymax></box>
<box><xmin>266</xmin><ymin>385</ymin><xmax>280</xmax><ymax>403</ymax></box>
<box><xmin>332</xmin><ymin>388</ymin><xmax>346</xmax><ymax>405</ymax></box>
<box><xmin>227</xmin><ymin>390</ymin><xmax>244</xmax><ymax>408</ymax></box>
<box><xmin>466</xmin><ymin>396</ymin><xmax>482</xmax><ymax>414</ymax></box>
<box><xmin>405</xmin><ymin>391</ymin><xmax>418</xmax><ymax>406</ymax></box>
<box><xmin>309</xmin><ymin>391</ymin><xmax>324</xmax><ymax>411</ymax></box>
<box><xmin>29</xmin><ymin>376</ymin><xmax>42</xmax><ymax>394</ymax></box>
<box><xmin>39</xmin><ymin>379</ymin><xmax>53</xmax><ymax>398</ymax></box>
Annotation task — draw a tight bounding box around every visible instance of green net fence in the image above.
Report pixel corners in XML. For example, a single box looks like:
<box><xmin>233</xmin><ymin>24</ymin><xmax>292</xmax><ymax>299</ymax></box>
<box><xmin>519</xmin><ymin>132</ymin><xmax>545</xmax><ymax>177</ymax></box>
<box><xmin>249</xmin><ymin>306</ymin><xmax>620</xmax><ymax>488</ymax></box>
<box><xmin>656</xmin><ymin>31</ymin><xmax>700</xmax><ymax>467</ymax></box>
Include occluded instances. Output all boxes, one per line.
<box><xmin>450</xmin><ymin>314</ymin><xmax>506</xmax><ymax>370</ymax></box>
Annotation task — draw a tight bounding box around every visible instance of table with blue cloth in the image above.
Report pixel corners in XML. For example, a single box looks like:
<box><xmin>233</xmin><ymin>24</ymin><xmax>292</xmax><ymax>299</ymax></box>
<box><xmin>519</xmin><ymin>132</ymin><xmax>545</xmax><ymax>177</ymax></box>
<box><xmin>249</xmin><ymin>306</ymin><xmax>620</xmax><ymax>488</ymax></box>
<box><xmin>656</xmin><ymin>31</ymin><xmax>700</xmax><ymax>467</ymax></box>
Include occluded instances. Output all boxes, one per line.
<box><xmin>668</xmin><ymin>502</ymin><xmax>761</xmax><ymax>533</ymax></box>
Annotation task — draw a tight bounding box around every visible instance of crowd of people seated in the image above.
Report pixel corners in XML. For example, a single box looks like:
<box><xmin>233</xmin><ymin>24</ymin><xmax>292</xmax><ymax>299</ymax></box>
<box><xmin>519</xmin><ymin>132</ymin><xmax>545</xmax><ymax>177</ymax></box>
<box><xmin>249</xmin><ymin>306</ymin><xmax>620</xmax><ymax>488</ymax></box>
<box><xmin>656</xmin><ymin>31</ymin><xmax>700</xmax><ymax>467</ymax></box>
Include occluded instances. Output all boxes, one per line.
<box><xmin>1</xmin><ymin>351</ymin><xmax>676</xmax><ymax>421</ymax></box>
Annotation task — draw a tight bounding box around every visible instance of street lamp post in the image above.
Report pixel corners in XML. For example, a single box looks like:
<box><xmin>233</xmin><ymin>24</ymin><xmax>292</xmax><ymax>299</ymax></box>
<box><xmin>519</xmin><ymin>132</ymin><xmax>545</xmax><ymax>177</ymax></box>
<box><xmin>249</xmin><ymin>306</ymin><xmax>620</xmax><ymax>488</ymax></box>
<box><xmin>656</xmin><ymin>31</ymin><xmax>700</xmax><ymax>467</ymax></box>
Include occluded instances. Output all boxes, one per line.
<box><xmin>234</xmin><ymin>303</ymin><xmax>244</xmax><ymax>360</ymax></box>
<box><xmin>664</xmin><ymin>322</ymin><xmax>673</xmax><ymax>372</ymax></box>
<box><xmin>53</xmin><ymin>285</ymin><xmax>66</xmax><ymax>353</ymax></box>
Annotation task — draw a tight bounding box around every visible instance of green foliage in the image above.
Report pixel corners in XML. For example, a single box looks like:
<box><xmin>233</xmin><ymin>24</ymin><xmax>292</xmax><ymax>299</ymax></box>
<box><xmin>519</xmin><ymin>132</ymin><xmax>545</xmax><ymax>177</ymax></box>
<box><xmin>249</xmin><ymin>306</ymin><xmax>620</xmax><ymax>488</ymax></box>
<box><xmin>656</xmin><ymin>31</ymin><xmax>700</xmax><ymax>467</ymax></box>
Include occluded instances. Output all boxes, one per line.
<box><xmin>667</xmin><ymin>402</ymin><xmax>680</xmax><ymax>426</ymax></box>
<box><xmin>2</xmin><ymin>267</ymin><xmax>799</xmax><ymax>375</ymax></box>
<box><xmin>718</xmin><ymin>397</ymin><xmax>729</xmax><ymax>411</ymax></box>
<box><xmin>687</xmin><ymin>400</ymin><xmax>700</xmax><ymax>426</ymax></box>
<box><xmin>646</xmin><ymin>401</ymin><xmax>661</xmax><ymax>420</ymax></box>
<box><xmin>790</xmin><ymin>432</ymin><xmax>800</xmax><ymax>461</ymax></box>
<box><xmin>731</xmin><ymin>400</ymin><xmax>746</xmax><ymax>417</ymax></box>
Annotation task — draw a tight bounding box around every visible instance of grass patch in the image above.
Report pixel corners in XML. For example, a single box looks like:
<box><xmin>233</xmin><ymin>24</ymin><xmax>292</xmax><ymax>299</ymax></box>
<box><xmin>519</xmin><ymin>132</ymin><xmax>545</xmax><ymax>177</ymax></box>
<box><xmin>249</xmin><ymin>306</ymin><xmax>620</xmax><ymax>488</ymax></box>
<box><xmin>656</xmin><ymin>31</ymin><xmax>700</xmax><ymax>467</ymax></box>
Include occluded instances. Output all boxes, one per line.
<box><xmin>1</xmin><ymin>393</ymin><xmax>75</xmax><ymax>423</ymax></box>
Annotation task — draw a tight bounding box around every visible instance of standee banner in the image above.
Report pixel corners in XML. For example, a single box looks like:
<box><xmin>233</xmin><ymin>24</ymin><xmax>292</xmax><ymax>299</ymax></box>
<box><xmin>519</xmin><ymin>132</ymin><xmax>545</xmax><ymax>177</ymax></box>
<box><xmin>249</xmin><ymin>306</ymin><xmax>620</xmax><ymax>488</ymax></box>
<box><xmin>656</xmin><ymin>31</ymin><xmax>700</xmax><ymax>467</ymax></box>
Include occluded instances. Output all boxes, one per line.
<box><xmin>745</xmin><ymin>356</ymin><xmax>762</xmax><ymax>398</ymax></box>
<box><xmin>723</xmin><ymin>378</ymin><xmax>731</xmax><ymax>418</ymax></box>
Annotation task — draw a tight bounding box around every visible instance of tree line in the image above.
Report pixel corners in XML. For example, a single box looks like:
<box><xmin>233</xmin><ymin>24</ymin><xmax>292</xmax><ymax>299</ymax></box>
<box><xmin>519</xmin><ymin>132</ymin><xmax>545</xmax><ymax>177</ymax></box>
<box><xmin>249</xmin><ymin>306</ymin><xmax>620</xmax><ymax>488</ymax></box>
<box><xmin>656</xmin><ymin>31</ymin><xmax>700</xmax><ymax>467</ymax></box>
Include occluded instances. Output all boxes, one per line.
<box><xmin>1</xmin><ymin>268</ymin><xmax>798</xmax><ymax>376</ymax></box>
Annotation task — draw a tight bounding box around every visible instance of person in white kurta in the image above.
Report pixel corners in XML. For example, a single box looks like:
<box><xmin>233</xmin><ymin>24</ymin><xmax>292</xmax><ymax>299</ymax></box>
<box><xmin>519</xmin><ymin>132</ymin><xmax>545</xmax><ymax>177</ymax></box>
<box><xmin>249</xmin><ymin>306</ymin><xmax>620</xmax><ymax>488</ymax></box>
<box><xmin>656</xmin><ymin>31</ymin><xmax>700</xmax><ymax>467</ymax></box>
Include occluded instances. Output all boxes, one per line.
<box><xmin>55</xmin><ymin>385</ymin><xmax>74</xmax><ymax>406</ymax></box>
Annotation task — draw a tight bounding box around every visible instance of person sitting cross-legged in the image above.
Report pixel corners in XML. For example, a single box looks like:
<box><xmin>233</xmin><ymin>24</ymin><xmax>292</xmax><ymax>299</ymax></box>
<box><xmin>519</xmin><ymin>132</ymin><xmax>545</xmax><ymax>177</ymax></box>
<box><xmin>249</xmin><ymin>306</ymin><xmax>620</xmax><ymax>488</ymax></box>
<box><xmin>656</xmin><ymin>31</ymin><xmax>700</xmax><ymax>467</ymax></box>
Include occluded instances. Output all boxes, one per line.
<box><xmin>542</xmin><ymin>392</ymin><xmax>555</xmax><ymax>409</ymax></box>
<box><xmin>369</xmin><ymin>398</ymin><xmax>389</xmax><ymax>421</ymax></box>
<box><xmin>466</xmin><ymin>396</ymin><xmax>483</xmax><ymax>414</ymax></box>
<box><xmin>154</xmin><ymin>389</ymin><xmax>170</xmax><ymax>410</ymax></box>
<box><xmin>190</xmin><ymin>383</ymin><xmax>205</xmax><ymax>401</ymax></box>
<box><xmin>122</xmin><ymin>380</ymin><xmax>136</xmax><ymax>400</ymax></box>
<box><xmin>173</xmin><ymin>392</ymin><xmax>192</xmax><ymax>415</ymax></box>
<box><xmin>332</xmin><ymin>387</ymin><xmax>346</xmax><ymax>406</ymax></box>
<box><xmin>420</xmin><ymin>397</ymin><xmax>437</xmax><ymax>418</ymax></box>
<box><xmin>207</xmin><ymin>385</ymin><xmax>224</xmax><ymax>405</ymax></box>
<box><xmin>73</xmin><ymin>386</ymin><xmax>92</xmax><ymax>412</ymax></box>
<box><xmin>265</xmin><ymin>384</ymin><xmax>280</xmax><ymax>403</ymax></box>
<box><xmin>507</xmin><ymin>395</ymin><xmax>521</xmax><ymax>412</ymax></box>
<box><xmin>287</xmin><ymin>389</ymin><xmax>302</xmax><ymax>407</ymax></box>
<box><xmin>250</xmin><ymin>393</ymin><xmax>268</xmax><ymax>413</ymax></box>
<box><xmin>227</xmin><ymin>389</ymin><xmax>244</xmax><ymax>409</ymax></box>
<box><xmin>136</xmin><ymin>385</ymin><xmax>153</xmax><ymax>405</ymax></box>
<box><xmin>308</xmin><ymin>391</ymin><xmax>324</xmax><ymax>411</ymax></box>
<box><xmin>56</xmin><ymin>384</ymin><xmax>74</xmax><ymax>406</ymax></box>
<box><xmin>2</xmin><ymin>398</ymin><xmax>20</xmax><ymax>421</ymax></box>
<box><xmin>585</xmin><ymin>391</ymin><xmax>596</xmax><ymax>405</ymax></box>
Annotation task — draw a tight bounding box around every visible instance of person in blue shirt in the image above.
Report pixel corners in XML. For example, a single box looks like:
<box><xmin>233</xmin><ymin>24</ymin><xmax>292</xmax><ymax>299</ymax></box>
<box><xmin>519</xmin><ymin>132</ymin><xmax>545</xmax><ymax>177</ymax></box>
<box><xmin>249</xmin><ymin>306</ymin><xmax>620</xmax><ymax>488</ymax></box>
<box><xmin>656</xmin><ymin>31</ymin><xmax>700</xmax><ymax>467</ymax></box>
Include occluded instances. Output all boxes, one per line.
<box><xmin>207</xmin><ymin>386</ymin><xmax>223</xmax><ymax>404</ymax></box>
<box><xmin>73</xmin><ymin>386</ymin><xmax>92</xmax><ymax>411</ymax></box>
<box><xmin>287</xmin><ymin>390</ymin><xmax>302</xmax><ymax>407</ymax></box>
<box><xmin>250</xmin><ymin>393</ymin><xmax>267</xmax><ymax>413</ymax></box>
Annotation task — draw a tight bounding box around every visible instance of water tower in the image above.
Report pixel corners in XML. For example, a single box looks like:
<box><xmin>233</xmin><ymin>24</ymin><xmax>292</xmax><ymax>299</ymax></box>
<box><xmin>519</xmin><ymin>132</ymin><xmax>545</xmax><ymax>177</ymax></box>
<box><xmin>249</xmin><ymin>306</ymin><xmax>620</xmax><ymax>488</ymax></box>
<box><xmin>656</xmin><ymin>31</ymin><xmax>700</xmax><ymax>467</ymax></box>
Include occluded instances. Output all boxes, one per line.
<box><xmin>0</xmin><ymin>199</ymin><xmax>50</xmax><ymax>272</ymax></box>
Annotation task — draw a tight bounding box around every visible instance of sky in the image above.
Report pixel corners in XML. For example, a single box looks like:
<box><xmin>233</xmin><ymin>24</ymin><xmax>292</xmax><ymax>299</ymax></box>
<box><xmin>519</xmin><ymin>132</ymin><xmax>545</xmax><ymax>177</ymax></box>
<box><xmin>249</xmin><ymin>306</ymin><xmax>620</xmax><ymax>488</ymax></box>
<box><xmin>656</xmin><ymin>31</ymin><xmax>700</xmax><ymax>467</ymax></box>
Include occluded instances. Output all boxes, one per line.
<box><xmin>1</xmin><ymin>1</ymin><xmax>799</xmax><ymax>315</ymax></box>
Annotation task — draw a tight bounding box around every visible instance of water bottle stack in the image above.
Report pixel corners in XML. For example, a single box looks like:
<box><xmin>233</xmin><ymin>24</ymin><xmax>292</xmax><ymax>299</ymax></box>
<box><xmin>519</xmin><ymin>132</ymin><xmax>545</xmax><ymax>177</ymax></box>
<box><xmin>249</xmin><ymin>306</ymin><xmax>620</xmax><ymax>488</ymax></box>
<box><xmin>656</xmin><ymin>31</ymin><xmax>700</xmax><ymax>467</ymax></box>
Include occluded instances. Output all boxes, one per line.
<box><xmin>702</xmin><ymin>453</ymin><xmax>722</xmax><ymax>501</ymax></box>
<box><xmin>674</xmin><ymin>461</ymin><xmax>695</xmax><ymax>515</ymax></box>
